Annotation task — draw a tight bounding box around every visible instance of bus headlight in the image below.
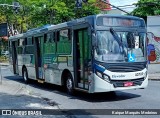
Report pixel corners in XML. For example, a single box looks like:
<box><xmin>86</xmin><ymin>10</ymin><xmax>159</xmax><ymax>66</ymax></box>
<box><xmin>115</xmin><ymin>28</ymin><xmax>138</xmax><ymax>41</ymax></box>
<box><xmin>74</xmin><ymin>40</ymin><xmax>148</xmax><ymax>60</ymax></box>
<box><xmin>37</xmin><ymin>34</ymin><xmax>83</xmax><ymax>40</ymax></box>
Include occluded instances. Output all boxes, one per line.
<box><xmin>103</xmin><ymin>74</ymin><xmax>110</xmax><ymax>82</ymax></box>
<box><xmin>95</xmin><ymin>71</ymin><xmax>110</xmax><ymax>82</ymax></box>
<box><xmin>96</xmin><ymin>71</ymin><xmax>103</xmax><ymax>78</ymax></box>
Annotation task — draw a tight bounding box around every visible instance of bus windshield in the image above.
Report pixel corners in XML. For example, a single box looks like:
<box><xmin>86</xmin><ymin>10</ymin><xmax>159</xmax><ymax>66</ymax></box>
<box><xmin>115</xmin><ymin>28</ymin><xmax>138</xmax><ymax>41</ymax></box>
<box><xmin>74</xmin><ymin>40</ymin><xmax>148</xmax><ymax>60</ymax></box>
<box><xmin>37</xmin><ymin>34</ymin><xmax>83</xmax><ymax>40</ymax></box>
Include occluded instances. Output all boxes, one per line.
<box><xmin>95</xmin><ymin>30</ymin><xmax>146</xmax><ymax>63</ymax></box>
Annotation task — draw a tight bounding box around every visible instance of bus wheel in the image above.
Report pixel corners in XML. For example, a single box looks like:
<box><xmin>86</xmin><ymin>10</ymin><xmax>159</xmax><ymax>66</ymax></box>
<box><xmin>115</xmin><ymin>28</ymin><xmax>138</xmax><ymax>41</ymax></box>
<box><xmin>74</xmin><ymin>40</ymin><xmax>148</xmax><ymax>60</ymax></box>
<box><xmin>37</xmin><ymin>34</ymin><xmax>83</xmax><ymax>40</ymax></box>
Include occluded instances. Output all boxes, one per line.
<box><xmin>66</xmin><ymin>74</ymin><xmax>74</xmax><ymax>95</ymax></box>
<box><xmin>22</xmin><ymin>68</ymin><xmax>29</xmax><ymax>84</ymax></box>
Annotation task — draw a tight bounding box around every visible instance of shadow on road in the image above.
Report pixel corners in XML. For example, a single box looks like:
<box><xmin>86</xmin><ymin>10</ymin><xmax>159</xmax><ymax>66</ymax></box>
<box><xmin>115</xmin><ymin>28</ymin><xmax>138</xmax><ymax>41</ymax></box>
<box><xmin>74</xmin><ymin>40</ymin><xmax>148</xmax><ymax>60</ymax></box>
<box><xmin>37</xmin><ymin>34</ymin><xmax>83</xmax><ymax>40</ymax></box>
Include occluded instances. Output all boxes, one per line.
<box><xmin>0</xmin><ymin>92</ymin><xmax>91</xmax><ymax>117</ymax></box>
<box><xmin>4</xmin><ymin>76</ymin><xmax>141</xmax><ymax>103</ymax></box>
<box><xmin>0</xmin><ymin>92</ymin><xmax>57</xmax><ymax>109</ymax></box>
<box><xmin>0</xmin><ymin>92</ymin><xmax>102</xmax><ymax>116</ymax></box>
<box><xmin>4</xmin><ymin>76</ymin><xmax>24</xmax><ymax>83</ymax></box>
<box><xmin>72</xmin><ymin>91</ymin><xmax>140</xmax><ymax>103</ymax></box>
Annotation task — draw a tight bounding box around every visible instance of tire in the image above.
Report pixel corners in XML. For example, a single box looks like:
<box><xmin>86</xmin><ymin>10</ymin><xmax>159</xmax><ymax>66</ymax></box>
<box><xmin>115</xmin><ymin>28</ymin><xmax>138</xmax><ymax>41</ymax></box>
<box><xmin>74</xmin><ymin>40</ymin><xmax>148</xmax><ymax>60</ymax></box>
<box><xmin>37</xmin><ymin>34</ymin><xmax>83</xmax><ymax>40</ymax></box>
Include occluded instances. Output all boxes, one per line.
<box><xmin>22</xmin><ymin>68</ymin><xmax>29</xmax><ymax>84</ymax></box>
<box><xmin>65</xmin><ymin>74</ymin><xmax>74</xmax><ymax>95</ymax></box>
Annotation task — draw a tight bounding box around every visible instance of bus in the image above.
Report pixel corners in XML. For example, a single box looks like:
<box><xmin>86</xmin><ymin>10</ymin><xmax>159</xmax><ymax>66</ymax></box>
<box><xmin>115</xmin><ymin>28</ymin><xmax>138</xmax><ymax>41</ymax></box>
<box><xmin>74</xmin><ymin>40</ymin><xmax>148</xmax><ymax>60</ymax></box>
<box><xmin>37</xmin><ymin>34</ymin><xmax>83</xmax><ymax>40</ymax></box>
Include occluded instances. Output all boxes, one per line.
<box><xmin>8</xmin><ymin>14</ymin><xmax>148</xmax><ymax>94</ymax></box>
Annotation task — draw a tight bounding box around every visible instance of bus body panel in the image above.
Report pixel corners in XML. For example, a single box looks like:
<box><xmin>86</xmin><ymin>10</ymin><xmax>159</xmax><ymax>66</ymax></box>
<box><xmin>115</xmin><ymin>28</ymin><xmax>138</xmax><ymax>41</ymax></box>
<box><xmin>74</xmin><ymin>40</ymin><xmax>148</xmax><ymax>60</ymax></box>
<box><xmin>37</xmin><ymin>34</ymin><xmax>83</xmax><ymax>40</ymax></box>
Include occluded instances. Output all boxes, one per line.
<box><xmin>44</xmin><ymin>69</ymin><xmax>58</xmax><ymax>84</ymax></box>
<box><xmin>26</xmin><ymin>66</ymin><xmax>36</xmax><ymax>80</ymax></box>
<box><xmin>17</xmin><ymin>54</ymin><xmax>36</xmax><ymax>79</ymax></box>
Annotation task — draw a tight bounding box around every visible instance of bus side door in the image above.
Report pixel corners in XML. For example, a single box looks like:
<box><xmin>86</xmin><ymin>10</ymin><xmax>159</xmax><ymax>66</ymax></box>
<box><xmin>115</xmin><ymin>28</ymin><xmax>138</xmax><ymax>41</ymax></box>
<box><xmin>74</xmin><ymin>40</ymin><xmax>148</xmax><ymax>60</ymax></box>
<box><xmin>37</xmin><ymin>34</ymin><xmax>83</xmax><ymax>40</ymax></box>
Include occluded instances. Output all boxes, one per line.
<box><xmin>12</xmin><ymin>41</ymin><xmax>19</xmax><ymax>74</ymax></box>
<box><xmin>34</xmin><ymin>36</ymin><xmax>44</xmax><ymax>80</ymax></box>
<box><xmin>73</xmin><ymin>25</ymin><xmax>91</xmax><ymax>90</ymax></box>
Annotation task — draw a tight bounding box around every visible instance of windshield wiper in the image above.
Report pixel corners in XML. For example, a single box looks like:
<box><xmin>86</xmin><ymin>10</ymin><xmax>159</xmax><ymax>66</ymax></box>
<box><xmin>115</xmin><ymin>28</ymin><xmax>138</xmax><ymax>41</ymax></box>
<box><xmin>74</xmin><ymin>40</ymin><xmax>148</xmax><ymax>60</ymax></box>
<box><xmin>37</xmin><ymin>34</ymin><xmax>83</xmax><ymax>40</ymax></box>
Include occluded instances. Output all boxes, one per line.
<box><xmin>110</xmin><ymin>28</ymin><xmax>122</xmax><ymax>47</ymax></box>
<box><xmin>110</xmin><ymin>28</ymin><xmax>128</xmax><ymax>61</ymax></box>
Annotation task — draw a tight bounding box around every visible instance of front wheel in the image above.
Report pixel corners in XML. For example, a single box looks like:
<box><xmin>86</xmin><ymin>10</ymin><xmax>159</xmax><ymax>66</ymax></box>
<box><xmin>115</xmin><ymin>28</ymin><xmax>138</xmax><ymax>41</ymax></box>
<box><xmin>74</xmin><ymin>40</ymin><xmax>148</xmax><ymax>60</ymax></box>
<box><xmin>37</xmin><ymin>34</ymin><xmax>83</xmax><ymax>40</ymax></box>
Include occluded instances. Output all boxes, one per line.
<box><xmin>66</xmin><ymin>74</ymin><xmax>74</xmax><ymax>95</ymax></box>
<box><xmin>22</xmin><ymin>68</ymin><xmax>29</xmax><ymax>84</ymax></box>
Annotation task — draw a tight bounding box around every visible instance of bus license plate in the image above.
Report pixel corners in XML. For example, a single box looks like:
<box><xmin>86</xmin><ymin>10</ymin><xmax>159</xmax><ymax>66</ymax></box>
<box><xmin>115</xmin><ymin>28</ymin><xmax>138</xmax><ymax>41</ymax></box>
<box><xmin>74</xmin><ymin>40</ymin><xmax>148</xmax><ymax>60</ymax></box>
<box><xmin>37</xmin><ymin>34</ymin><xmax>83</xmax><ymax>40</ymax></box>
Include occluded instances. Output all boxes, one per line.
<box><xmin>124</xmin><ymin>82</ymin><xmax>133</xmax><ymax>87</ymax></box>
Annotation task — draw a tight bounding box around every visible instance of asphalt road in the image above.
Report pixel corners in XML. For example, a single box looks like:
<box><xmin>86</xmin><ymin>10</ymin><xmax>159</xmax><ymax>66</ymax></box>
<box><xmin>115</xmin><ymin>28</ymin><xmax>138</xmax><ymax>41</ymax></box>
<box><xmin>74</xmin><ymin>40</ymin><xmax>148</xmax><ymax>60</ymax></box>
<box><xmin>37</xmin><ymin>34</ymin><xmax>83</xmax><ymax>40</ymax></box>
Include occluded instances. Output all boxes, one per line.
<box><xmin>0</xmin><ymin>66</ymin><xmax>160</xmax><ymax>118</ymax></box>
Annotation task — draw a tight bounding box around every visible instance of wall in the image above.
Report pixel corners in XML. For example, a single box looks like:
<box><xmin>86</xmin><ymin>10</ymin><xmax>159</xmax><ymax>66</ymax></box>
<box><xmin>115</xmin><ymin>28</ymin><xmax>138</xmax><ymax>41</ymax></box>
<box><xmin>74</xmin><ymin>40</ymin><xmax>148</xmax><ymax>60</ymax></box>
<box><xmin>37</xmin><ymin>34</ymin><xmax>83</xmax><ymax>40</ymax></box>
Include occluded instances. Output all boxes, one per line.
<box><xmin>147</xmin><ymin>16</ymin><xmax>160</xmax><ymax>63</ymax></box>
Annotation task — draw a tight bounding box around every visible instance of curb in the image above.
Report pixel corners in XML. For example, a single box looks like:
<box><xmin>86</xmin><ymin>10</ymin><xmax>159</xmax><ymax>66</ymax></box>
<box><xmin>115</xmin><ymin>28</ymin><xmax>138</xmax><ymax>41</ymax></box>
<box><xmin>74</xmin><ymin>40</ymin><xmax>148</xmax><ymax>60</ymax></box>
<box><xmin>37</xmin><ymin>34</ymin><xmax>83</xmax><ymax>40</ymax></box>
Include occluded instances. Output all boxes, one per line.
<box><xmin>149</xmin><ymin>74</ymin><xmax>160</xmax><ymax>81</ymax></box>
<box><xmin>148</xmin><ymin>76</ymin><xmax>160</xmax><ymax>81</ymax></box>
<box><xmin>149</xmin><ymin>78</ymin><xmax>160</xmax><ymax>81</ymax></box>
<box><xmin>0</xmin><ymin>65</ymin><xmax>9</xmax><ymax>66</ymax></box>
<box><xmin>0</xmin><ymin>63</ymin><xmax>9</xmax><ymax>66</ymax></box>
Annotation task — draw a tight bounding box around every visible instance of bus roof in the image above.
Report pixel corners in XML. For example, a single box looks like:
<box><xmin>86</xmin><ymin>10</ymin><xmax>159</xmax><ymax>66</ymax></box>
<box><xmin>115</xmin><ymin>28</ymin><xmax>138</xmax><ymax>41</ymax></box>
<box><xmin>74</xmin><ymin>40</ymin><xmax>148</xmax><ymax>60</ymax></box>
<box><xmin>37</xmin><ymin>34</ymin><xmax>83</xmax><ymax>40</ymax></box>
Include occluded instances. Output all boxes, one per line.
<box><xmin>9</xmin><ymin>14</ymin><xmax>144</xmax><ymax>41</ymax></box>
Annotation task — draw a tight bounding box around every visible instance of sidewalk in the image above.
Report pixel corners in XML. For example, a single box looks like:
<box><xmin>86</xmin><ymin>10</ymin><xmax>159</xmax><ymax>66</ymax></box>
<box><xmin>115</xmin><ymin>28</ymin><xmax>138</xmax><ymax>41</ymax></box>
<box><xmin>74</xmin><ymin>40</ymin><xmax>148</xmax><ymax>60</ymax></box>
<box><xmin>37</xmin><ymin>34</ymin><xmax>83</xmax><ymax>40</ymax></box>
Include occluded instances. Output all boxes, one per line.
<box><xmin>0</xmin><ymin>67</ymin><xmax>60</xmax><ymax>112</ymax></box>
<box><xmin>0</xmin><ymin>62</ymin><xmax>9</xmax><ymax>66</ymax></box>
<box><xmin>148</xmin><ymin>64</ymin><xmax>160</xmax><ymax>80</ymax></box>
<box><xmin>148</xmin><ymin>73</ymin><xmax>160</xmax><ymax>80</ymax></box>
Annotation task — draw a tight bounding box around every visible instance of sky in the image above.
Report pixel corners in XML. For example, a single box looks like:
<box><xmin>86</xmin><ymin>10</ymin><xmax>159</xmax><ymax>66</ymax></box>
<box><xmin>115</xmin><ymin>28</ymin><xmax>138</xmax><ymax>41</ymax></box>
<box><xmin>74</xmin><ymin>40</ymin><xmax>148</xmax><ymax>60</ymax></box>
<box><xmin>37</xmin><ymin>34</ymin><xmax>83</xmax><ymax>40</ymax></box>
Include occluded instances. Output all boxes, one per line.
<box><xmin>109</xmin><ymin>0</ymin><xmax>139</xmax><ymax>12</ymax></box>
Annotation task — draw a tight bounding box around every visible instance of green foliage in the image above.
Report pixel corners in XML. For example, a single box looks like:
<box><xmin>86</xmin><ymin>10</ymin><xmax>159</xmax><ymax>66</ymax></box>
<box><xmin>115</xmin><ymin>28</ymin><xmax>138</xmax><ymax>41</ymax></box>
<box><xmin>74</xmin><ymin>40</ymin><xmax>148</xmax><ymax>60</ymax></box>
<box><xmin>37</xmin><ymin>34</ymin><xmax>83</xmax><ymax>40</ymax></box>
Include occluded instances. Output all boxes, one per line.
<box><xmin>0</xmin><ymin>0</ymin><xmax>100</xmax><ymax>33</ymax></box>
<box><xmin>0</xmin><ymin>56</ymin><xmax>8</xmax><ymax>62</ymax></box>
<box><xmin>132</xmin><ymin>0</ymin><xmax>160</xmax><ymax>17</ymax></box>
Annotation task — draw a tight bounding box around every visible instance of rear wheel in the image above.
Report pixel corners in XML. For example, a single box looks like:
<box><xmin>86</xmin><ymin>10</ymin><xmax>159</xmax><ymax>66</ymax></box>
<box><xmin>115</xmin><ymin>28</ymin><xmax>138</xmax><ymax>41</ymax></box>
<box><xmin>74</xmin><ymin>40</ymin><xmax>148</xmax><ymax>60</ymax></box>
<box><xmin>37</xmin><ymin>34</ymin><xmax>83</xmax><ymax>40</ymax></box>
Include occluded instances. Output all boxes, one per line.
<box><xmin>22</xmin><ymin>68</ymin><xmax>29</xmax><ymax>84</ymax></box>
<box><xmin>65</xmin><ymin>74</ymin><xmax>74</xmax><ymax>95</ymax></box>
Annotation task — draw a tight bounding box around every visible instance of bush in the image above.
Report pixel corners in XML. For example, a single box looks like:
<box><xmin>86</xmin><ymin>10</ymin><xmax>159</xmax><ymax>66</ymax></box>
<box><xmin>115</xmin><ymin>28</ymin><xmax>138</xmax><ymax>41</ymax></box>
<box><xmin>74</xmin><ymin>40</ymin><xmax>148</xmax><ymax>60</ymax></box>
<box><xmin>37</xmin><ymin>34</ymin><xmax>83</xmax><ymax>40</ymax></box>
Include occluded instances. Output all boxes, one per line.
<box><xmin>0</xmin><ymin>56</ymin><xmax>8</xmax><ymax>62</ymax></box>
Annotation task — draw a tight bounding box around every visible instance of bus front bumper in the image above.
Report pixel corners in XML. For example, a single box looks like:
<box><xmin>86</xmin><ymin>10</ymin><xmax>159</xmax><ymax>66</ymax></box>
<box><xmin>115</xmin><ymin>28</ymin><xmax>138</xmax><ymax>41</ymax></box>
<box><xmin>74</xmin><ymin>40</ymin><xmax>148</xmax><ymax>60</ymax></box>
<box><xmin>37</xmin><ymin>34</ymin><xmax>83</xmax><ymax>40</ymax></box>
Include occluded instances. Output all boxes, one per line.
<box><xmin>89</xmin><ymin>74</ymin><xmax>148</xmax><ymax>93</ymax></box>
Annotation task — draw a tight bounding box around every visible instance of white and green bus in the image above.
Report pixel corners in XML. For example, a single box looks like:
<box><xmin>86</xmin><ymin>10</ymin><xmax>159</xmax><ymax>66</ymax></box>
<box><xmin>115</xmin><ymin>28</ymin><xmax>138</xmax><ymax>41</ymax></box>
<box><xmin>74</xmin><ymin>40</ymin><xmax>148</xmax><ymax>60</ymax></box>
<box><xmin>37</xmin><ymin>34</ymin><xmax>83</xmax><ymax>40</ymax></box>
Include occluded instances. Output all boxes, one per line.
<box><xmin>9</xmin><ymin>14</ymin><xmax>148</xmax><ymax>94</ymax></box>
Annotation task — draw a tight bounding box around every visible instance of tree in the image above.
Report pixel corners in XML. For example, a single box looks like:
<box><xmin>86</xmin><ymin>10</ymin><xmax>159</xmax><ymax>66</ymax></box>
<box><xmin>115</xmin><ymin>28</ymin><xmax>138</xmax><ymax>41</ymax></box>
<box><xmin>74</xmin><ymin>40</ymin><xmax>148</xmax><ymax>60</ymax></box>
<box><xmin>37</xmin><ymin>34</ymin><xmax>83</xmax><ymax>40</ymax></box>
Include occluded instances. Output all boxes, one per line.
<box><xmin>132</xmin><ymin>0</ymin><xmax>160</xmax><ymax>17</ymax></box>
<box><xmin>0</xmin><ymin>0</ymin><xmax>101</xmax><ymax>33</ymax></box>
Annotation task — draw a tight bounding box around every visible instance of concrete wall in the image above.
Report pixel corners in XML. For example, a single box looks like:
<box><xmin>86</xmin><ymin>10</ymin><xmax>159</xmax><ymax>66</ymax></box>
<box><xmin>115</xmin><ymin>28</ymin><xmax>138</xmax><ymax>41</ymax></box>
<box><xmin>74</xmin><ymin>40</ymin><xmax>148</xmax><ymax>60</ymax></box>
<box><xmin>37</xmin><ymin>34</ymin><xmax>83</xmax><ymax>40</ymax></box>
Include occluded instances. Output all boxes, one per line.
<box><xmin>147</xmin><ymin>16</ymin><xmax>160</xmax><ymax>63</ymax></box>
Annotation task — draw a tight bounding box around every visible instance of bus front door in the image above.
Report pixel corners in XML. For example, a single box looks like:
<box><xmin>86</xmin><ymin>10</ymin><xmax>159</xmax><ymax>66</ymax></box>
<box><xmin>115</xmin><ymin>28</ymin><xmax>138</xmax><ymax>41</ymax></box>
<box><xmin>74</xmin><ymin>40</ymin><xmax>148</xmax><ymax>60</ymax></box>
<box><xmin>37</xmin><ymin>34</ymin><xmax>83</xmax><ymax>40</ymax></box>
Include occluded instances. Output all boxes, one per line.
<box><xmin>12</xmin><ymin>41</ymin><xmax>18</xmax><ymax>74</ymax></box>
<box><xmin>74</xmin><ymin>28</ymin><xmax>91</xmax><ymax>90</ymax></box>
<box><xmin>34</xmin><ymin>36</ymin><xmax>44</xmax><ymax>81</ymax></box>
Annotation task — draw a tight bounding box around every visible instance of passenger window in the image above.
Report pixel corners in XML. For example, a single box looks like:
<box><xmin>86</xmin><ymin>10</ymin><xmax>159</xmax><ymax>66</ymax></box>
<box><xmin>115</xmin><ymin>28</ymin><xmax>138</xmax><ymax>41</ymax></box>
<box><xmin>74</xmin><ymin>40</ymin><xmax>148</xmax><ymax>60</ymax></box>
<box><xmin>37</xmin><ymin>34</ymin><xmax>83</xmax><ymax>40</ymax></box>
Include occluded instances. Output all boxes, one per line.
<box><xmin>27</xmin><ymin>37</ymin><xmax>32</xmax><ymax>45</ymax></box>
<box><xmin>19</xmin><ymin>39</ymin><xmax>25</xmax><ymax>46</ymax></box>
<box><xmin>44</xmin><ymin>32</ymin><xmax>56</xmax><ymax>54</ymax></box>
<box><xmin>57</xmin><ymin>29</ymin><xmax>71</xmax><ymax>54</ymax></box>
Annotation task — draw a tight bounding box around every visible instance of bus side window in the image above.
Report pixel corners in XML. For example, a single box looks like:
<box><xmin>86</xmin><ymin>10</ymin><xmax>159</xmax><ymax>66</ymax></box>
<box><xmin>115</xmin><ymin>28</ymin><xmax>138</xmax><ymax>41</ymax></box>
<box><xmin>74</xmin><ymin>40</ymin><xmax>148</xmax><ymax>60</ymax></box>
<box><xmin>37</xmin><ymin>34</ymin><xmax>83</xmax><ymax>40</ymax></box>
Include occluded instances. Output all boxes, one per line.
<box><xmin>18</xmin><ymin>39</ymin><xmax>20</xmax><ymax>46</ymax></box>
<box><xmin>32</xmin><ymin>37</ymin><xmax>34</xmax><ymax>44</ymax></box>
<box><xmin>27</xmin><ymin>37</ymin><xmax>32</xmax><ymax>45</ymax></box>
<box><xmin>19</xmin><ymin>39</ymin><xmax>25</xmax><ymax>46</ymax></box>
<box><xmin>44</xmin><ymin>32</ymin><xmax>56</xmax><ymax>54</ymax></box>
<box><xmin>57</xmin><ymin>29</ymin><xmax>71</xmax><ymax>54</ymax></box>
<box><xmin>46</xmin><ymin>32</ymin><xmax>54</xmax><ymax>43</ymax></box>
<box><xmin>47</xmin><ymin>33</ymin><xmax>51</xmax><ymax>43</ymax></box>
<box><xmin>24</xmin><ymin>39</ymin><xmax>26</xmax><ymax>46</ymax></box>
<box><xmin>57</xmin><ymin>31</ymin><xmax>60</xmax><ymax>42</ymax></box>
<box><xmin>53</xmin><ymin>32</ymin><xmax>56</xmax><ymax>42</ymax></box>
<box><xmin>17</xmin><ymin>39</ymin><xmax>23</xmax><ymax>55</ymax></box>
<box><xmin>44</xmin><ymin>34</ymin><xmax>47</xmax><ymax>43</ymax></box>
